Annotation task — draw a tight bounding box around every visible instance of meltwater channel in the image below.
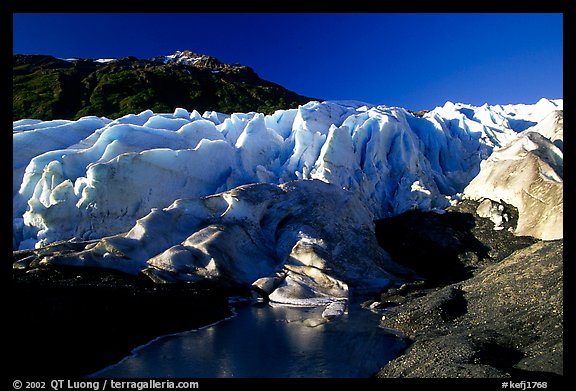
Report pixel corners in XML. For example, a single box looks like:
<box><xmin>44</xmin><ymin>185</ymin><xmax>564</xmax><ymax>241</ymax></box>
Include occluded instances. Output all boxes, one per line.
<box><xmin>91</xmin><ymin>298</ymin><xmax>406</xmax><ymax>378</ymax></box>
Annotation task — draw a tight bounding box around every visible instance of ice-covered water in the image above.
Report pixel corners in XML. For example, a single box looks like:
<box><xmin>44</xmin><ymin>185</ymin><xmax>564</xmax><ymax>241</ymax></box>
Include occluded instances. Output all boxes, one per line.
<box><xmin>91</xmin><ymin>300</ymin><xmax>406</xmax><ymax>378</ymax></box>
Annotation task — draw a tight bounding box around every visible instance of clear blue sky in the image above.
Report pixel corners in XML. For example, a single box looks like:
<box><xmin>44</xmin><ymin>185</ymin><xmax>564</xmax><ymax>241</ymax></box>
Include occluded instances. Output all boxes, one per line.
<box><xmin>13</xmin><ymin>13</ymin><xmax>563</xmax><ymax>111</ymax></box>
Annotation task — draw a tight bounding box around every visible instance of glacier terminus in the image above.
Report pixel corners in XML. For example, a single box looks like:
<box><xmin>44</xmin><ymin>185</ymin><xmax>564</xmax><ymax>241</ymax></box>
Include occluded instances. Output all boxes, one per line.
<box><xmin>13</xmin><ymin>98</ymin><xmax>563</xmax><ymax>311</ymax></box>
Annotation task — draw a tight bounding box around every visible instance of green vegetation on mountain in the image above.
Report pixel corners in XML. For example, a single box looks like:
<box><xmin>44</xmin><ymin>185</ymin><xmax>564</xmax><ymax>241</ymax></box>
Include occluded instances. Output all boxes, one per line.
<box><xmin>13</xmin><ymin>53</ymin><xmax>315</xmax><ymax>121</ymax></box>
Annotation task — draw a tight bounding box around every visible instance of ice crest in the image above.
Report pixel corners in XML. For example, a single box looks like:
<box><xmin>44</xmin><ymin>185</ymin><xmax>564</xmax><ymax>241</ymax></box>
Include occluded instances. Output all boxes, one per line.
<box><xmin>13</xmin><ymin>99</ymin><xmax>563</xmax><ymax>304</ymax></box>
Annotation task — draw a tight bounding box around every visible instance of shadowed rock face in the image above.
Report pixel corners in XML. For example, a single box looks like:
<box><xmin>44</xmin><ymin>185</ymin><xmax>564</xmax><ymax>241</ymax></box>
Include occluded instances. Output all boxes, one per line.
<box><xmin>372</xmin><ymin>200</ymin><xmax>562</xmax><ymax>378</ymax></box>
<box><xmin>374</xmin><ymin>200</ymin><xmax>537</xmax><ymax>287</ymax></box>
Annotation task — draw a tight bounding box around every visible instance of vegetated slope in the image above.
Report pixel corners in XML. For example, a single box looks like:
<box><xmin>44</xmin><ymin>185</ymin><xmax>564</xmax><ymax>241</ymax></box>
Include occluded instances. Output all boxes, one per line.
<box><xmin>13</xmin><ymin>51</ymin><xmax>315</xmax><ymax>120</ymax></box>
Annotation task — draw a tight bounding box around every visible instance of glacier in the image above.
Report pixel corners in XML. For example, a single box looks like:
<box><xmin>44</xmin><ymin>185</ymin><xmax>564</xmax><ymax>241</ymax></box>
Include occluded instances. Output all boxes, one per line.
<box><xmin>13</xmin><ymin>98</ymin><xmax>563</xmax><ymax>306</ymax></box>
<box><xmin>463</xmin><ymin>113</ymin><xmax>563</xmax><ymax>240</ymax></box>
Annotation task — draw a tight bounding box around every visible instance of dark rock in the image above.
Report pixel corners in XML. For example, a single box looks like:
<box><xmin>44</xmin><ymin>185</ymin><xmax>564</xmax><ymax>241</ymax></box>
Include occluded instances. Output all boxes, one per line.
<box><xmin>375</xmin><ymin>199</ymin><xmax>538</xmax><ymax>288</ymax></box>
<box><xmin>373</xmin><ymin>200</ymin><xmax>561</xmax><ymax>378</ymax></box>
<box><xmin>377</xmin><ymin>240</ymin><xmax>563</xmax><ymax>378</ymax></box>
<box><xmin>407</xmin><ymin>109</ymin><xmax>430</xmax><ymax>118</ymax></box>
<box><xmin>10</xmin><ymin>265</ymin><xmax>238</xmax><ymax>377</ymax></box>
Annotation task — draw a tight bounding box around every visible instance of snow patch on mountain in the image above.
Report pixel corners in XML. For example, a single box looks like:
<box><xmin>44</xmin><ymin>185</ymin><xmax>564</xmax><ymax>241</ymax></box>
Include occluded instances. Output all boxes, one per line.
<box><xmin>155</xmin><ymin>50</ymin><xmax>244</xmax><ymax>71</ymax></box>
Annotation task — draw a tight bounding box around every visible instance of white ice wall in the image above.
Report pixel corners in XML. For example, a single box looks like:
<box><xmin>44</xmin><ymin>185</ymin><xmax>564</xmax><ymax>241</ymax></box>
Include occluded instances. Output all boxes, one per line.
<box><xmin>13</xmin><ymin>99</ymin><xmax>563</xmax><ymax>249</ymax></box>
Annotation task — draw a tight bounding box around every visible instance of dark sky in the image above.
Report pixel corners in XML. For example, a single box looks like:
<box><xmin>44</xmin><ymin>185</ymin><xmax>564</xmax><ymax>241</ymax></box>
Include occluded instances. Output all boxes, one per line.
<box><xmin>13</xmin><ymin>13</ymin><xmax>563</xmax><ymax>111</ymax></box>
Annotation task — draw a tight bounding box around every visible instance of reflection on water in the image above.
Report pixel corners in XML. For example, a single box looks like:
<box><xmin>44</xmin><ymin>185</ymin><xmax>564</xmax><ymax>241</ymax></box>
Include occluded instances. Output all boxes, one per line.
<box><xmin>92</xmin><ymin>300</ymin><xmax>406</xmax><ymax>378</ymax></box>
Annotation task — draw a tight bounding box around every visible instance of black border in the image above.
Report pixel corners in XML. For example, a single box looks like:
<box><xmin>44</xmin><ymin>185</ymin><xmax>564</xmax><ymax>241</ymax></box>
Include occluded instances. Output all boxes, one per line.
<box><xmin>7</xmin><ymin>2</ymin><xmax>572</xmax><ymax>389</ymax></box>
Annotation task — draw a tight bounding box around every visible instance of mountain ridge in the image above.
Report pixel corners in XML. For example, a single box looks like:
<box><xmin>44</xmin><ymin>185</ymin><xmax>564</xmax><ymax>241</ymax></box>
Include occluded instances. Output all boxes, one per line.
<box><xmin>13</xmin><ymin>51</ymin><xmax>316</xmax><ymax>121</ymax></box>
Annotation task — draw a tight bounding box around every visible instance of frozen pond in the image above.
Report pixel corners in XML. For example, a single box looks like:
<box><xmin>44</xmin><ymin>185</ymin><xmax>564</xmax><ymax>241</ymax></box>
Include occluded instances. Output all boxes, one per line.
<box><xmin>92</xmin><ymin>299</ymin><xmax>406</xmax><ymax>378</ymax></box>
